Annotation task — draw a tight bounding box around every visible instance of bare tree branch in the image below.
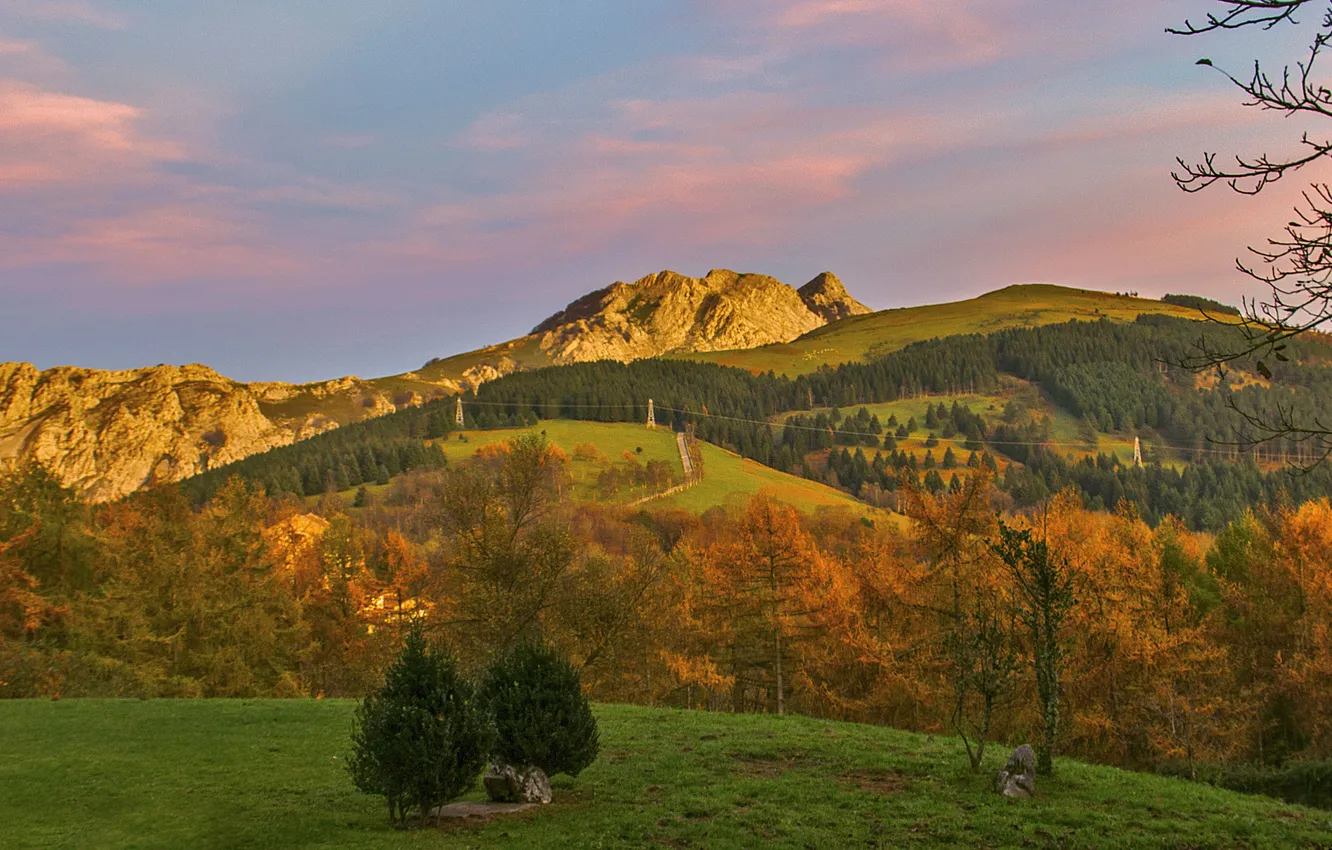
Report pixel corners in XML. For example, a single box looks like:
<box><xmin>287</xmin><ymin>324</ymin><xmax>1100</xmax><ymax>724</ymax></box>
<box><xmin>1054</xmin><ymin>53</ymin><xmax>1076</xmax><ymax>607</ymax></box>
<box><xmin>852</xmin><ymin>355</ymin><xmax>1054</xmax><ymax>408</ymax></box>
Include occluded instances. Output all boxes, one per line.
<box><xmin>1170</xmin><ymin>1</ymin><xmax>1332</xmax><ymax>463</ymax></box>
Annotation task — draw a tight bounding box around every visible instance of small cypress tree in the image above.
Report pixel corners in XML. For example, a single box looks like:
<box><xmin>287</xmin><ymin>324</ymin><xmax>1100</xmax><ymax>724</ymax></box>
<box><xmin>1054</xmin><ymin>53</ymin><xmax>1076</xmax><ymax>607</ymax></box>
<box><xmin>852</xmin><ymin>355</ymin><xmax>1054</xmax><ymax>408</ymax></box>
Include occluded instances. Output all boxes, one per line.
<box><xmin>348</xmin><ymin>625</ymin><xmax>490</xmax><ymax>825</ymax></box>
<box><xmin>479</xmin><ymin>642</ymin><xmax>600</xmax><ymax>778</ymax></box>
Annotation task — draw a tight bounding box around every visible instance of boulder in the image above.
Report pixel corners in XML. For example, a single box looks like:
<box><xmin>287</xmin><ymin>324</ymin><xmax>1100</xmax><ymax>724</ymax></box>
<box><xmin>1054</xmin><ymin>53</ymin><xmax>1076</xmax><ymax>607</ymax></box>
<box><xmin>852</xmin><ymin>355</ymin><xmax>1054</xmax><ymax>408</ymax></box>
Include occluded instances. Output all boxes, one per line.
<box><xmin>994</xmin><ymin>744</ymin><xmax>1037</xmax><ymax>798</ymax></box>
<box><xmin>484</xmin><ymin>762</ymin><xmax>552</xmax><ymax>804</ymax></box>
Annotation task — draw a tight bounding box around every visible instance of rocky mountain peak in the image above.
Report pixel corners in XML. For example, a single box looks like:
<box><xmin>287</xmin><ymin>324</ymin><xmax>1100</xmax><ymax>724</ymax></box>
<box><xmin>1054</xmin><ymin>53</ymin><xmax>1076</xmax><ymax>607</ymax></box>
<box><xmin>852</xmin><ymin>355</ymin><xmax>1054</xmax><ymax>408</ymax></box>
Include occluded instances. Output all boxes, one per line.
<box><xmin>798</xmin><ymin>272</ymin><xmax>872</xmax><ymax>323</ymax></box>
<box><xmin>3</xmin><ymin>267</ymin><xmax>870</xmax><ymax>502</ymax></box>
<box><xmin>529</xmin><ymin>268</ymin><xmax>864</xmax><ymax>366</ymax></box>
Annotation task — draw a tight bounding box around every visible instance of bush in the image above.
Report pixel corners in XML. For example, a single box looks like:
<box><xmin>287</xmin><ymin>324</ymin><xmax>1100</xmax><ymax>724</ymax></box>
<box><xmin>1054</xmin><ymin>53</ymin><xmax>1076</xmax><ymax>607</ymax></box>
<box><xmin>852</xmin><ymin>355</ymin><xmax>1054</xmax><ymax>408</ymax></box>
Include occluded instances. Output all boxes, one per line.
<box><xmin>479</xmin><ymin>642</ymin><xmax>600</xmax><ymax>778</ymax></box>
<box><xmin>347</xmin><ymin>626</ymin><xmax>491</xmax><ymax>825</ymax></box>
<box><xmin>1157</xmin><ymin>760</ymin><xmax>1332</xmax><ymax>810</ymax></box>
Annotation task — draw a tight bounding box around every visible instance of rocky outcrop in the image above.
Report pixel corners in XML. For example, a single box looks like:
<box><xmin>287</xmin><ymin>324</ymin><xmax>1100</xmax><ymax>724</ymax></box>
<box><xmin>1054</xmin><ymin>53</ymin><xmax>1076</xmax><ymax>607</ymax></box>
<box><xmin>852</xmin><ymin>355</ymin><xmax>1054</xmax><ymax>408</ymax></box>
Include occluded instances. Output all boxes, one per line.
<box><xmin>0</xmin><ymin>362</ymin><xmax>400</xmax><ymax>502</ymax></box>
<box><xmin>3</xmin><ymin>268</ymin><xmax>869</xmax><ymax>502</ymax></box>
<box><xmin>798</xmin><ymin>272</ymin><xmax>871</xmax><ymax>323</ymax></box>
<box><xmin>994</xmin><ymin>744</ymin><xmax>1037</xmax><ymax>798</ymax></box>
<box><xmin>531</xmin><ymin>269</ymin><xmax>869</xmax><ymax>364</ymax></box>
<box><xmin>483</xmin><ymin>762</ymin><xmax>552</xmax><ymax>804</ymax></box>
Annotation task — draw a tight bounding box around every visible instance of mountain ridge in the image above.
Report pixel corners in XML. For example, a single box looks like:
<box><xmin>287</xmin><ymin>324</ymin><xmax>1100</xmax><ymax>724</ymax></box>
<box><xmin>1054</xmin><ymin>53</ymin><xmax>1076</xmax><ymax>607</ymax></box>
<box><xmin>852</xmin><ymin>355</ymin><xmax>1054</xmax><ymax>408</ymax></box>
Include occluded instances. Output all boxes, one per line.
<box><xmin>0</xmin><ymin>268</ymin><xmax>867</xmax><ymax>500</ymax></box>
<box><xmin>1</xmin><ymin>278</ymin><xmax>1203</xmax><ymax>501</ymax></box>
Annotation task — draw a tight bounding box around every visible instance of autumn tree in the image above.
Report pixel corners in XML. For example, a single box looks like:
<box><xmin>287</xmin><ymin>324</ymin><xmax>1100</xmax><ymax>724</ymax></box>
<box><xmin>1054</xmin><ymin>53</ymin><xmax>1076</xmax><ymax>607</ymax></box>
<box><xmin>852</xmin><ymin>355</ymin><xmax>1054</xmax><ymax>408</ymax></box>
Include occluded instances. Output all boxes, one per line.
<box><xmin>900</xmin><ymin>470</ymin><xmax>1012</xmax><ymax>771</ymax></box>
<box><xmin>1046</xmin><ymin>503</ymin><xmax>1230</xmax><ymax>773</ymax></box>
<box><xmin>552</xmin><ymin>506</ymin><xmax>672</xmax><ymax>680</ymax></box>
<box><xmin>684</xmin><ymin>495</ymin><xmax>849</xmax><ymax>715</ymax></box>
<box><xmin>992</xmin><ymin>514</ymin><xmax>1075</xmax><ymax>775</ymax></box>
<box><xmin>75</xmin><ymin>481</ymin><xmax>308</xmax><ymax>697</ymax></box>
<box><xmin>287</xmin><ymin>510</ymin><xmax>398</xmax><ymax>696</ymax></box>
<box><xmin>945</xmin><ymin>593</ymin><xmax>1019</xmax><ymax>771</ymax></box>
<box><xmin>1207</xmin><ymin>510</ymin><xmax>1313</xmax><ymax>763</ymax></box>
<box><xmin>1272</xmin><ymin>499</ymin><xmax>1332</xmax><ymax>756</ymax></box>
<box><xmin>0</xmin><ymin>462</ymin><xmax>94</xmax><ymax>595</ymax></box>
<box><xmin>0</xmin><ymin>528</ymin><xmax>67</xmax><ymax>695</ymax></box>
<box><xmin>435</xmin><ymin>435</ymin><xmax>576</xmax><ymax>665</ymax></box>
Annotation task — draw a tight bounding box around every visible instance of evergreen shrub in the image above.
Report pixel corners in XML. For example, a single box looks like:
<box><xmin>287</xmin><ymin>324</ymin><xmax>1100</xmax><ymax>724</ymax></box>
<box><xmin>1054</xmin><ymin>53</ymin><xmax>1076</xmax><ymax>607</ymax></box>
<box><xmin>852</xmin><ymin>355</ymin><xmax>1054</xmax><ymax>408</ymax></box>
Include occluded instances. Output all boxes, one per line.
<box><xmin>479</xmin><ymin>642</ymin><xmax>600</xmax><ymax>777</ymax></box>
<box><xmin>348</xmin><ymin>625</ymin><xmax>491</xmax><ymax>825</ymax></box>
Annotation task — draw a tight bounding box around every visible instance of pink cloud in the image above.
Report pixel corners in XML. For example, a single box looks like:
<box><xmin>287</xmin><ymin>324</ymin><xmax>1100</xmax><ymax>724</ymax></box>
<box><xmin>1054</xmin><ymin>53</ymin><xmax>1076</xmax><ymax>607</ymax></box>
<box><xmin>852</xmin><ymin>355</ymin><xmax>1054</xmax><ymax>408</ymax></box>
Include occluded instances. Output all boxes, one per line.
<box><xmin>452</xmin><ymin>110</ymin><xmax>533</xmax><ymax>152</ymax></box>
<box><xmin>406</xmin><ymin>65</ymin><xmax>1295</xmax><ymax>303</ymax></box>
<box><xmin>323</xmin><ymin>132</ymin><xmax>378</xmax><ymax>150</ymax></box>
<box><xmin>774</xmin><ymin>0</ymin><xmax>1001</xmax><ymax>55</ymax></box>
<box><xmin>0</xmin><ymin>79</ymin><xmax>182</xmax><ymax>186</ymax></box>
<box><xmin>0</xmin><ymin>202</ymin><xmax>313</xmax><ymax>289</ymax></box>
<box><xmin>0</xmin><ymin>0</ymin><xmax>127</xmax><ymax>29</ymax></box>
<box><xmin>0</xmin><ymin>79</ymin><xmax>332</xmax><ymax>289</ymax></box>
<box><xmin>704</xmin><ymin>0</ymin><xmax>1174</xmax><ymax>76</ymax></box>
<box><xmin>704</xmin><ymin>0</ymin><xmax>1013</xmax><ymax>70</ymax></box>
<box><xmin>390</xmin><ymin>93</ymin><xmax>963</xmax><ymax>273</ymax></box>
<box><xmin>987</xmin><ymin>177</ymin><xmax>1309</xmax><ymax>303</ymax></box>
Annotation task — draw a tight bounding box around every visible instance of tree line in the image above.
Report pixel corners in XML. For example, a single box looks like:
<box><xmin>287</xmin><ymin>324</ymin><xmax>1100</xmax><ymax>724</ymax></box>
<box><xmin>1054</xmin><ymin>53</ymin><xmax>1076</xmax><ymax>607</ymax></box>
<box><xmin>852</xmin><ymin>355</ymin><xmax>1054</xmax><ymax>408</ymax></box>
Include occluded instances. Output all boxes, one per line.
<box><xmin>185</xmin><ymin>314</ymin><xmax>1332</xmax><ymax>530</ymax></box>
<box><xmin>5</xmin><ymin>444</ymin><xmax>1330</xmax><ymax>804</ymax></box>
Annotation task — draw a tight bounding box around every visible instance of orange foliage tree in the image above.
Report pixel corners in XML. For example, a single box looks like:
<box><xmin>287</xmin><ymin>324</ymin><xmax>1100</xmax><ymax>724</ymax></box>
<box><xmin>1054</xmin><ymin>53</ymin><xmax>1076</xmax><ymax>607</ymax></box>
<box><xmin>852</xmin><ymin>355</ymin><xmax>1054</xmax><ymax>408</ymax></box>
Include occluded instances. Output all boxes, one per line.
<box><xmin>671</xmin><ymin>494</ymin><xmax>853</xmax><ymax>716</ymax></box>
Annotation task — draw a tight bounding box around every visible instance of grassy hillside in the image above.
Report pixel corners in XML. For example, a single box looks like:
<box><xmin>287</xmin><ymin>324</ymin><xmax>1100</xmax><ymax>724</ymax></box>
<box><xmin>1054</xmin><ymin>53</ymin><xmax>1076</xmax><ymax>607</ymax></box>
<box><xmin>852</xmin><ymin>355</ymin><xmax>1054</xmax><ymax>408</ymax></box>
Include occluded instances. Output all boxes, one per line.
<box><xmin>775</xmin><ymin>379</ymin><xmax>1182</xmax><ymax>471</ymax></box>
<box><xmin>655</xmin><ymin>440</ymin><xmax>879</xmax><ymax>517</ymax></box>
<box><xmin>684</xmin><ymin>284</ymin><xmax>1203</xmax><ymax>377</ymax></box>
<box><xmin>444</xmin><ymin>420</ymin><xmax>681</xmax><ymax>505</ymax></box>
<box><xmin>2</xmin><ymin>700</ymin><xmax>1326</xmax><ymax>849</ymax></box>
<box><xmin>329</xmin><ymin>420</ymin><xmax>870</xmax><ymax>516</ymax></box>
<box><xmin>403</xmin><ymin>335</ymin><xmax>550</xmax><ymax>389</ymax></box>
<box><xmin>340</xmin><ymin>285</ymin><xmax>1200</xmax><ymax>412</ymax></box>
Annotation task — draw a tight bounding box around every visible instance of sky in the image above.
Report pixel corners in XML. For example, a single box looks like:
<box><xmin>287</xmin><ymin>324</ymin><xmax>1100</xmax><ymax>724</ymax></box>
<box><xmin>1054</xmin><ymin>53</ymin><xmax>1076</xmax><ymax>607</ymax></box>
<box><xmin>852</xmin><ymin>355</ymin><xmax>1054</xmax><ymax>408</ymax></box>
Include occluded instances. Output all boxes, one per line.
<box><xmin>0</xmin><ymin>0</ymin><xmax>1324</xmax><ymax>382</ymax></box>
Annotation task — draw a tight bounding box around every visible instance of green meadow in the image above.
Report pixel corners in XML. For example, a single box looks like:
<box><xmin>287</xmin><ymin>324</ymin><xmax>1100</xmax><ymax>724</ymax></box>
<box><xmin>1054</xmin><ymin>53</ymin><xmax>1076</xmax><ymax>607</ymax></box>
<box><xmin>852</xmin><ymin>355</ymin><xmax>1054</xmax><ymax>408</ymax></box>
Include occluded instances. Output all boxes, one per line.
<box><xmin>2</xmin><ymin>700</ymin><xmax>1326</xmax><ymax>849</ymax></box>
<box><xmin>327</xmin><ymin>419</ymin><xmax>870</xmax><ymax>516</ymax></box>
<box><xmin>773</xmin><ymin>379</ymin><xmax>1180</xmax><ymax>470</ymax></box>
<box><xmin>654</xmin><ymin>439</ymin><xmax>876</xmax><ymax>517</ymax></box>
<box><xmin>684</xmin><ymin>284</ymin><xmax>1203</xmax><ymax>377</ymax></box>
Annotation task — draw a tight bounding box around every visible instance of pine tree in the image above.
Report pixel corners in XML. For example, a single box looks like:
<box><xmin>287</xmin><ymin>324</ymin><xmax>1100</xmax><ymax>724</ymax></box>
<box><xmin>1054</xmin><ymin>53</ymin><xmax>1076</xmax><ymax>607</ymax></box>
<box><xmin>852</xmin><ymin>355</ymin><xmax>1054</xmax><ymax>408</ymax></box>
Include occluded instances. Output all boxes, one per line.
<box><xmin>479</xmin><ymin>642</ymin><xmax>600</xmax><ymax>777</ymax></box>
<box><xmin>348</xmin><ymin>625</ymin><xmax>491</xmax><ymax>825</ymax></box>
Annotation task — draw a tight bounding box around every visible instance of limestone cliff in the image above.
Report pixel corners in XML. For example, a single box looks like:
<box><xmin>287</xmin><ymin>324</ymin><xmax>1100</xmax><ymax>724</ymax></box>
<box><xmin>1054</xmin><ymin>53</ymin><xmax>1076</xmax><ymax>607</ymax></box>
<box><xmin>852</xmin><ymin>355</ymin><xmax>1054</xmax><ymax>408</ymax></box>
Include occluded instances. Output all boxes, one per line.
<box><xmin>0</xmin><ymin>362</ymin><xmax>400</xmax><ymax>502</ymax></box>
<box><xmin>531</xmin><ymin>269</ymin><xmax>867</xmax><ymax>364</ymax></box>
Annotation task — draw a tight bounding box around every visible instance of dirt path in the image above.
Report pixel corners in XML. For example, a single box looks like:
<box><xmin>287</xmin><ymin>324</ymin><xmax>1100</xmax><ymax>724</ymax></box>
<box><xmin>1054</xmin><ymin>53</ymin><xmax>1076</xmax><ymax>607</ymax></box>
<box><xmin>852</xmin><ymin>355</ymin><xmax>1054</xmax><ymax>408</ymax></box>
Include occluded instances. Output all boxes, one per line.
<box><xmin>677</xmin><ymin>430</ymin><xmax>694</xmax><ymax>481</ymax></box>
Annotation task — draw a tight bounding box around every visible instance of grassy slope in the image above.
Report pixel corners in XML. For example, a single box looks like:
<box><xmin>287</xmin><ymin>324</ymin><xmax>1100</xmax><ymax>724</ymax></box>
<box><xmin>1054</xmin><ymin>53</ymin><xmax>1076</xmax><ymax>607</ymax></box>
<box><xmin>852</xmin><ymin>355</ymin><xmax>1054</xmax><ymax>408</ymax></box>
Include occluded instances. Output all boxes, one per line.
<box><xmin>2</xmin><ymin>700</ymin><xmax>1326</xmax><ymax>850</ymax></box>
<box><xmin>656</xmin><ymin>440</ymin><xmax>879</xmax><ymax>517</ymax></box>
<box><xmin>252</xmin><ymin>286</ymin><xmax>1200</xmax><ymax>486</ymax></box>
<box><xmin>402</xmin><ymin>335</ymin><xmax>550</xmax><ymax>389</ymax></box>
<box><xmin>329</xmin><ymin>420</ymin><xmax>869</xmax><ymax>516</ymax></box>
<box><xmin>779</xmin><ymin>380</ymin><xmax>1178</xmax><ymax>470</ymax></box>
<box><xmin>683</xmin><ymin>284</ymin><xmax>1201</xmax><ymax>377</ymax></box>
<box><xmin>294</xmin><ymin>285</ymin><xmax>1199</xmax><ymax>422</ymax></box>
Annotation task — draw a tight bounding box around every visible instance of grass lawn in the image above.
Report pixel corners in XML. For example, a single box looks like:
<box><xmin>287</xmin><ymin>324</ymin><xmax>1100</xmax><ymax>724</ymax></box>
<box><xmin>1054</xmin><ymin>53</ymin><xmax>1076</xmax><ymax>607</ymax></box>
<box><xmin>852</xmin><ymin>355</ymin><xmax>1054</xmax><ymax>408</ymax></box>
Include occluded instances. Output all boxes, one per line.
<box><xmin>683</xmin><ymin>285</ymin><xmax>1204</xmax><ymax>378</ymax></box>
<box><xmin>1</xmin><ymin>700</ymin><xmax>1327</xmax><ymax>849</ymax></box>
